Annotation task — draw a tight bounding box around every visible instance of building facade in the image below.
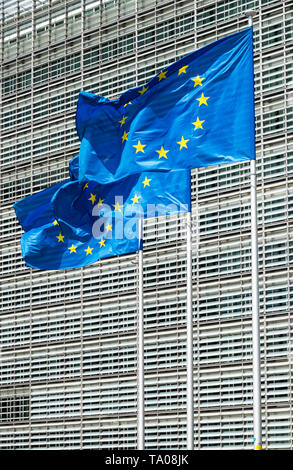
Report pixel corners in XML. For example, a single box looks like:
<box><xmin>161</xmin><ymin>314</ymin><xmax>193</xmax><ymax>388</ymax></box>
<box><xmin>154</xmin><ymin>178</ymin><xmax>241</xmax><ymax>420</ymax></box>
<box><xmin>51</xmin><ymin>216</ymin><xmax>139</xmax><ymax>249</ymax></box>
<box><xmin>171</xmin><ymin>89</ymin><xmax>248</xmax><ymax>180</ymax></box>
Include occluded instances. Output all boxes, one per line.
<box><xmin>0</xmin><ymin>0</ymin><xmax>292</xmax><ymax>449</ymax></box>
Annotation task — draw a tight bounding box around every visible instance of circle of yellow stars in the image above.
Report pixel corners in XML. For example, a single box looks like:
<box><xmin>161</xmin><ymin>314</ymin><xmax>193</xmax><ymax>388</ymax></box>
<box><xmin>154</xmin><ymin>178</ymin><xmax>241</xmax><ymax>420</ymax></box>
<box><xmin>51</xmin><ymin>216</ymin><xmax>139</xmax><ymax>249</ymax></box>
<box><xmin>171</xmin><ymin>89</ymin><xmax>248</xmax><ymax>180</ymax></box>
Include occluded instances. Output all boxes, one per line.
<box><xmin>53</xmin><ymin>173</ymin><xmax>155</xmax><ymax>258</ymax></box>
<box><xmin>118</xmin><ymin>61</ymin><xmax>209</xmax><ymax>162</ymax></box>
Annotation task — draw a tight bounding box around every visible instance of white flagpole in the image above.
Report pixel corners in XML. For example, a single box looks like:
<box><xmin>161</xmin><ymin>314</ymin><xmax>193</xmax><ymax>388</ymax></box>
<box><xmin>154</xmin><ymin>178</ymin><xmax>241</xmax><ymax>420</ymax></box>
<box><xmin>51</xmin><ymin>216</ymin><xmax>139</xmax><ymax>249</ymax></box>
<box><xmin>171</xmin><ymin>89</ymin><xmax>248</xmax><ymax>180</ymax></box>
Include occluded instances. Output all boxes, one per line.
<box><xmin>186</xmin><ymin>210</ymin><xmax>194</xmax><ymax>450</ymax></box>
<box><xmin>137</xmin><ymin>217</ymin><xmax>145</xmax><ymax>449</ymax></box>
<box><xmin>245</xmin><ymin>10</ymin><xmax>262</xmax><ymax>451</ymax></box>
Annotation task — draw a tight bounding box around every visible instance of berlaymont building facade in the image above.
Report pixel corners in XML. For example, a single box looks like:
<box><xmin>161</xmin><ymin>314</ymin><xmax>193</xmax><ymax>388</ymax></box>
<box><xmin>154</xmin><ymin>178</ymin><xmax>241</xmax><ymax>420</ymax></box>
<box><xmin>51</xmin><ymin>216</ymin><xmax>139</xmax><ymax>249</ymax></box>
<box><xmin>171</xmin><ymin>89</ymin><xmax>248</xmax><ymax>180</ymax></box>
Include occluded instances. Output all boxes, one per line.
<box><xmin>0</xmin><ymin>0</ymin><xmax>292</xmax><ymax>450</ymax></box>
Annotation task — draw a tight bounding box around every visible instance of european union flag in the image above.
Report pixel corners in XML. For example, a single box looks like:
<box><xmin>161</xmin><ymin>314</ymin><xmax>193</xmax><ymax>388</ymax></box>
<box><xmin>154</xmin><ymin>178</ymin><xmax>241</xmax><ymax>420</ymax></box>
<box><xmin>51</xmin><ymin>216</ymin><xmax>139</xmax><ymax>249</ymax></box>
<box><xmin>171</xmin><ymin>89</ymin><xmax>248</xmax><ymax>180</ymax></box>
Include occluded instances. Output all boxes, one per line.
<box><xmin>14</xmin><ymin>167</ymin><xmax>190</xmax><ymax>270</ymax></box>
<box><xmin>76</xmin><ymin>28</ymin><xmax>255</xmax><ymax>184</ymax></box>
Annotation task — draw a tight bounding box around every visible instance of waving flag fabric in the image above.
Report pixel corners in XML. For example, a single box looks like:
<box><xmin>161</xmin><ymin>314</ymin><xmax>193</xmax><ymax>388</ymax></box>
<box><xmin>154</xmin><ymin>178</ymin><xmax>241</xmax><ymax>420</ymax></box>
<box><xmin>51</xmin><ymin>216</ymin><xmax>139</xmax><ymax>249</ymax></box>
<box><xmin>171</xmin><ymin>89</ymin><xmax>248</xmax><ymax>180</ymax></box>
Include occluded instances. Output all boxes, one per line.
<box><xmin>13</xmin><ymin>154</ymin><xmax>79</xmax><ymax>232</ymax></box>
<box><xmin>69</xmin><ymin>154</ymin><xmax>79</xmax><ymax>180</ymax></box>
<box><xmin>14</xmin><ymin>168</ymin><xmax>190</xmax><ymax>270</ymax></box>
<box><xmin>13</xmin><ymin>180</ymin><xmax>70</xmax><ymax>232</ymax></box>
<box><xmin>76</xmin><ymin>27</ymin><xmax>255</xmax><ymax>184</ymax></box>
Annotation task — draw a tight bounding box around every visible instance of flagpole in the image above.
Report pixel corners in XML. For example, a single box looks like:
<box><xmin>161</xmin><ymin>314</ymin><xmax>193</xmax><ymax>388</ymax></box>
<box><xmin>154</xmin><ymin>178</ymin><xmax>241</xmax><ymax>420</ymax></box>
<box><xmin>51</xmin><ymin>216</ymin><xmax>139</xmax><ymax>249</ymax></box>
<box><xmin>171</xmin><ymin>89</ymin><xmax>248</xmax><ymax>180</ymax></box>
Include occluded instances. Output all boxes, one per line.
<box><xmin>186</xmin><ymin>210</ymin><xmax>194</xmax><ymax>450</ymax></box>
<box><xmin>137</xmin><ymin>216</ymin><xmax>145</xmax><ymax>449</ymax></box>
<box><xmin>245</xmin><ymin>10</ymin><xmax>262</xmax><ymax>451</ymax></box>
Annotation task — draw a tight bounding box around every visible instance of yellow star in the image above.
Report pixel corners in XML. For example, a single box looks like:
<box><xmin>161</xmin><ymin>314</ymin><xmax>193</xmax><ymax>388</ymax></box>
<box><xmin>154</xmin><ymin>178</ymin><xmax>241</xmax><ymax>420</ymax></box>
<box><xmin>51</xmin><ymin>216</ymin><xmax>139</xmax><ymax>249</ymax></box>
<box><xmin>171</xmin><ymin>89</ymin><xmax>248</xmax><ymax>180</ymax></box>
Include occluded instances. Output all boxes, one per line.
<box><xmin>85</xmin><ymin>245</ymin><xmax>93</xmax><ymax>256</ymax></box>
<box><xmin>106</xmin><ymin>224</ymin><xmax>112</xmax><ymax>232</ymax></box>
<box><xmin>97</xmin><ymin>197</ymin><xmax>104</xmax><ymax>207</ymax></box>
<box><xmin>156</xmin><ymin>146</ymin><xmax>169</xmax><ymax>159</ymax></box>
<box><xmin>191</xmin><ymin>75</ymin><xmax>205</xmax><ymax>87</ymax></box>
<box><xmin>99</xmin><ymin>238</ymin><xmax>106</xmax><ymax>248</ymax></box>
<box><xmin>139</xmin><ymin>85</ymin><xmax>148</xmax><ymax>95</ymax></box>
<box><xmin>122</xmin><ymin>131</ymin><xmax>129</xmax><ymax>142</ymax></box>
<box><xmin>158</xmin><ymin>70</ymin><xmax>167</xmax><ymax>81</ymax></box>
<box><xmin>56</xmin><ymin>233</ymin><xmax>64</xmax><ymax>243</ymax></box>
<box><xmin>124</xmin><ymin>101</ymin><xmax>132</xmax><ymax>107</ymax></box>
<box><xmin>177</xmin><ymin>136</ymin><xmax>189</xmax><ymax>150</ymax></box>
<box><xmin>118</xmin><ymin>115</ymin><xmax>128</xmax><ymax>127</ymax></box>
<box><xmin>192</xmin><ymin>117</ymin><xmax>205</xmax><ymax>130</ymax></box>
<box><xmin>142</xmin><ymin>176</ymin><xmax>151</xmax><ymax>187</ymax></box>
<box><xmin>131</xmin><ymin>194</ymin><xmax>141</xmax><ymax>204</ymax></box>
<box><xmin>83</xmin><ymin>182</ymin><xmax>89</xmax><ymax>190</ymax></box>
<box><xmin>68</xmin><ymin>244</ymin><xmax>77</xmax><ymax>254</ymax></box>
<box><xmin>113</xmin><ymin>202</ymin><xmax>123</xmax><ymax>212</ymax></box>
<box><xmin>53</xmin><ymin>219</ymin><xmax>59</xmax><ymax>226</ymax></box>
<box><xmin>133</xmin><ymin>140</ymin><xmax>146</xmax><ymax>153</ymax></box>
<box><xmin>88</xmin><ymin>193</ymin><xmax>96</xmax><ymax>205</ymax></box>
<box><xmin>197</xmin><ymin>92</ymin><xmax>209</xmax><ymax>106</ymax></box>
<box><xmin>178</xmin><ymin>65</ymin><xmax>189</xmax><ymax>75</ymax></box>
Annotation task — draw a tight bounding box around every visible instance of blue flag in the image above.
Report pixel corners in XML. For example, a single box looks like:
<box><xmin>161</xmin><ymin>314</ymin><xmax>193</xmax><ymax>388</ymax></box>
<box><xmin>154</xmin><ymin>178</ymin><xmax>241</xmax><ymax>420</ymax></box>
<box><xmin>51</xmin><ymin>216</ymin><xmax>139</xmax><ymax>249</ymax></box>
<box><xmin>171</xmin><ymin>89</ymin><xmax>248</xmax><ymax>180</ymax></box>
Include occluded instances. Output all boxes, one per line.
<box><xmin>76</xmin><ymin>27</ymin><xmax>255</xmax><ymax>184</ymax></box>
<box><xmin>14</xmin><ymin>168</ymin><xmax>190</xmax><ymax>270</ymax></box>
